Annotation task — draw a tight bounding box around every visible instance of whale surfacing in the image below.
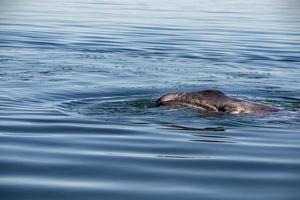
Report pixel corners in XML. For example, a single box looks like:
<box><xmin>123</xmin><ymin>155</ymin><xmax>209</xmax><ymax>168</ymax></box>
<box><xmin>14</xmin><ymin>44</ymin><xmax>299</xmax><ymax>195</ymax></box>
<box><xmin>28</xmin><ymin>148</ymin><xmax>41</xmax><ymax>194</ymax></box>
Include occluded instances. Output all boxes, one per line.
<box><xmin>156</xmin><ymin>90</ymin><xmax>278</xmax><ymax>114</ymax></box>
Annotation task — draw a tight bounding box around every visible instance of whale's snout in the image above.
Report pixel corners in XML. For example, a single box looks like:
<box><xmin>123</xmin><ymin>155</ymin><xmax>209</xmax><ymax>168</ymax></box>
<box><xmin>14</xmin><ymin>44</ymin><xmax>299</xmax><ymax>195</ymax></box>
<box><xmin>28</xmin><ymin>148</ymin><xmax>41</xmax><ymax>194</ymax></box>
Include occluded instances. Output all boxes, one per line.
<box><xmin>156</xmin><ymin>92</ymin><xmax>184</xmax><ymax>107</ymax></box>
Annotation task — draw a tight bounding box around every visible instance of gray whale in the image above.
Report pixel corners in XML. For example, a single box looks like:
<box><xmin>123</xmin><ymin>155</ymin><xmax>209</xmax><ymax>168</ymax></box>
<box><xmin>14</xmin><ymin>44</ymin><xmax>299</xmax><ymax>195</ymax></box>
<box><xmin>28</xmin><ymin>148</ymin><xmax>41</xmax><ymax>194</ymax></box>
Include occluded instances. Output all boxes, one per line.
<box><xmin>156</xmin><ymin>90</ymin><xmax>278</xmax><ymax>114</ymax></box>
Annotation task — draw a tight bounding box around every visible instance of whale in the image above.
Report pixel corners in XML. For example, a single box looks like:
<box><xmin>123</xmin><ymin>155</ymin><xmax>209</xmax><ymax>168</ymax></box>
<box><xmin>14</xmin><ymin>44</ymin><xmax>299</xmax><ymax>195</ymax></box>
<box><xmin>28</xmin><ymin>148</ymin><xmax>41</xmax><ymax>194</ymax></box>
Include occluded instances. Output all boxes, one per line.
<box><xmin>156</xmin><ymin>90</ymin><xmax>278</xmax><ymax>114</ymax></box>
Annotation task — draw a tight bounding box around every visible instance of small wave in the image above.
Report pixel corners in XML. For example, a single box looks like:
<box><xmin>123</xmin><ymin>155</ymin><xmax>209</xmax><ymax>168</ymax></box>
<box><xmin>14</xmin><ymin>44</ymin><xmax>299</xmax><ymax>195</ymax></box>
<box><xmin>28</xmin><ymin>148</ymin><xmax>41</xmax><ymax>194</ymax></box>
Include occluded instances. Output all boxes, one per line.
<box><xmin>225</xmin><ymin>72</ymin><xmax>271</xmax><ymax>79</ymax></box>
<box><xmin>57</xmin><ymin>95</ymin><xmax>159</xmax><ymax>122</ymax></box>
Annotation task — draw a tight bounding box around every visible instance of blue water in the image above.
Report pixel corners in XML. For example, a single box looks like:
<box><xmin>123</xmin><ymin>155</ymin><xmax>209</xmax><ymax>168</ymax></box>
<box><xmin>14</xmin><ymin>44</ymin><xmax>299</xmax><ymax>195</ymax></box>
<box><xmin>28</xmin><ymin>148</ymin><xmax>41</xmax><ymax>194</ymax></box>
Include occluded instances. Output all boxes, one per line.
<box><xmin>0</xmin><ymin>0</ymin><xmax>300</xmax><ymax>199</ymax></box>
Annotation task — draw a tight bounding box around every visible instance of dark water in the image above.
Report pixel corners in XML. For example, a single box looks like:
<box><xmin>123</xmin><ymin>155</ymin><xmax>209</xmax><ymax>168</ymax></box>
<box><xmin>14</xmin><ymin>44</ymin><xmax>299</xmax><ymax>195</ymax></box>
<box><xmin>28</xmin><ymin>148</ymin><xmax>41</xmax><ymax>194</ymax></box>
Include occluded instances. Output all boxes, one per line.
<box><xmin>1</xmin><ymin>0</ymin><xmax>300</xmax><ymax>199</ymax></box>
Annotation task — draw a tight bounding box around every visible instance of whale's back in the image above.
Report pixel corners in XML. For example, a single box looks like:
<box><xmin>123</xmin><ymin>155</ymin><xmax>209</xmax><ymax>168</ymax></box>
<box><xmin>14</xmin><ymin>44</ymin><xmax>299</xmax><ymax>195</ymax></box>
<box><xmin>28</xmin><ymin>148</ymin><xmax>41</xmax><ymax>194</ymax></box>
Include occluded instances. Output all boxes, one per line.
<box><xmin>156</xmin><ymin>90</ymin><xmax>278</xmax><ymax>114</ymax></box>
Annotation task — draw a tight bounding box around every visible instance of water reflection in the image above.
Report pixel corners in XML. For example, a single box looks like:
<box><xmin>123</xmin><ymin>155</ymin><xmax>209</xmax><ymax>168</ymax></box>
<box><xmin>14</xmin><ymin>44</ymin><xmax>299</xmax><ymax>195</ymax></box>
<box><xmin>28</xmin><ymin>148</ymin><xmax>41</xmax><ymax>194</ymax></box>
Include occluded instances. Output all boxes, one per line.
<box><xmin>162</xmin><ymin>124</ymin><xmax>225</xmax><ymax>132</ymax></box>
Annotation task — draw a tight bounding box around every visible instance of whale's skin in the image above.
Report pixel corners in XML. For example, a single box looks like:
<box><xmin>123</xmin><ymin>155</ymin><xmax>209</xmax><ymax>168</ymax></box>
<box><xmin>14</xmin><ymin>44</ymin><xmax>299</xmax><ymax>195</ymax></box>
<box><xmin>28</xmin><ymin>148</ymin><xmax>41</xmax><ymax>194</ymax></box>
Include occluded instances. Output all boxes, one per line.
<box><xmin>156</xmin><ymin>90</ymin><xmax>278</xmax><ymax>114</ymax></box>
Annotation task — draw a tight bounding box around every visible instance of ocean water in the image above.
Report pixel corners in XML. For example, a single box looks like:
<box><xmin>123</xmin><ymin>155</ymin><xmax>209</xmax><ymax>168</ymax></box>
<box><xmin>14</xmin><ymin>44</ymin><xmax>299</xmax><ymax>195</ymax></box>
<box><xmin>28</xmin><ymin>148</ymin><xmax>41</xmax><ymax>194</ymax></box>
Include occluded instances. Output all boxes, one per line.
<box><xmin>0</xmin><ymin>0</ymin><xmax>300</xmax><ymax>199</ymax></box>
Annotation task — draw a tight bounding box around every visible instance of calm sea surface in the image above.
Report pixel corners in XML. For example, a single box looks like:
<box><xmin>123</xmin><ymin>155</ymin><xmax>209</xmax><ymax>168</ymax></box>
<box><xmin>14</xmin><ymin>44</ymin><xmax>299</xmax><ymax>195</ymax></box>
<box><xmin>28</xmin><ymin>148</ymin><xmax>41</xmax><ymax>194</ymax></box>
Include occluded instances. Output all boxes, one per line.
<box><xmin>0</xmin><ymin>0</ymin><xmax>300</xmax><ymax>199</ymax></box>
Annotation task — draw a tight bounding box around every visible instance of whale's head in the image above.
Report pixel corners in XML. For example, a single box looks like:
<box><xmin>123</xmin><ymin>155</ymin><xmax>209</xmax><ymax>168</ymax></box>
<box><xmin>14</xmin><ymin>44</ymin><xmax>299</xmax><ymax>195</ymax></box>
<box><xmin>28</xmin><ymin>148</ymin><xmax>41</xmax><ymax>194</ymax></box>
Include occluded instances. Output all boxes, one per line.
<box><xmin>156</xmin><ymin>90</ymin><xmax>227</xmax><ymax>111</ymax></box>
<box><xmin>156</xmin><ymin>92</ymin><xmax>186</xmax><ymax>107</ymax></box>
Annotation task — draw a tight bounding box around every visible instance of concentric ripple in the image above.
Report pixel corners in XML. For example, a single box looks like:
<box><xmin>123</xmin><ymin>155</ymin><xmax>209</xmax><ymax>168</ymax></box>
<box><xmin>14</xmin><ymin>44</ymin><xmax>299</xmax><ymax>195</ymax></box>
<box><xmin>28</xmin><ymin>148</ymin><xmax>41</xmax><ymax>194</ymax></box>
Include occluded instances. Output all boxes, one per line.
<box><xmin>56</xmin><ymin>91</ymin><xmax>300</xmax><ymax>129</ymax></box>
